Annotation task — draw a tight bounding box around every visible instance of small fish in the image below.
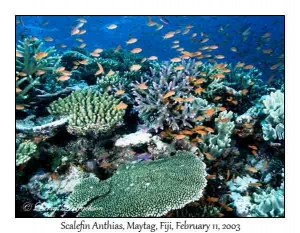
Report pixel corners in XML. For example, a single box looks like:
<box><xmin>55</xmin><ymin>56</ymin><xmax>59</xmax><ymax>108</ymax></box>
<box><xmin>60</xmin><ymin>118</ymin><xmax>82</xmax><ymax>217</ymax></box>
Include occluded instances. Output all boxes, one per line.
<box><xmin>200</xmin><ymin>38</ymin><xmax>209</xmax><ymax>43</ymax></box>
<box><xmin>213</xmin><ymin>73</ymin><xmax>225</xmax><ymax>79</ymax></box>
<box><xmin>172</xmin><ymin>134</ymin><xmax>186</xmax><ymax>140</ymax></box>
<box><xmin>204</xmin><ymin>108</ymin><xmax>215</xmax><ymax>117</ymax></box>
<box><xmin>243</xmin><ymin>65</ymin><xmax>253</xmax><ymax>70</ymax></box>
<box><xmin>130</xmin><ymin>64</ymin><xmax>142</xmax><ymax>71</ymax></box>
<box><xmin>182</xmin><ymin>28</ymin><xmax>190</xmax><ymax>35</ymax></box>
<box><xmin>191</xmin><ymin>33</ymin><xmax>197</xmax><ymax>38</ymax></box>
<box><xmin>107</xmin><ymin>24</ymin><xmax>117</xmax><ymax>29</ymax></box>
<box><xmin>56</xmin><ymin>67</ymin><xmax>65</xmax><ymax>72</ymax></box>
<box><xmin>57</xmin><ymin>76</ymin><xmax>70</xmax><ymax>81</ymax></box>
<box><xmin>115</xmin><ymin>45</ymin><xmax>121</xmax><ymax>52</ymax></box>
<box><xmin>36</xmin><ymin>70</ymin><xmax>46</xmax><ymax>75</ymax></box>
<box><xmin>181</xmin><ymin>55</ymin><xmax>190</xmax><ymax>60</ymax></box>
<box><xmin>16</xmin><ymin>51</ymin><xmax>23</xmax><ymax>57</ymax></box>
<box><xmin>262</xmin><ymin>49</ymin><xmax>273</xmax><ymax>54</ymax></box>
<box><xmin>126</xmin><ymin>38</ymin><xmax>138</xmax><ymax>44</ymax></box>
<box><xmin>141</xmin><ymin>58</ymin><xmax>147</xmax><ymax>63</ymax></box>
<box><xmin>204</xmin><ymin>152</ymin><xmax>216</xmax><ymax>161</ymax></box>
<box><xmin>206</xmin><ymin>197</ymin><xmax>219</xmax><ymax>203</ymax></box>
<box><xmin>218</xmin><ymin>117</ymin><xmax>230</xmax><ymax>123</ymax></box>
<box><xmin>184</xmin><ymin>97</ymin><xmax>194</xmax><ymax>102</ymax></box>
<box><xmin>216</xmin><ymin>213</ymin><xmax>225</xmax><ymax>217</ymax></box>
<box><xmin>196</xmin><ymin>130</ymin><xmax>207</xmax><ymax>136</ymax></box>
<box><xmin>137</xmin><ymin>83</ymin><xmax>148</xmax><ymax>90</ymax></box>
<box><xmin>106</xmin><ymin>70</ymin><xmax>115</xmax><ymax>76</ymax></box>
<box><xmin>93</xmin><ymin>48</ymin><xmax>103</xmax><ymax>53</ymax></box>
<box><xmin>248</xmin><ymin>145</ymin><xmax>258</xmax><ymax>150</ymax></box>
<box><xmin>210</xmin><ymin>45</ymin><xmax>218</xmax><ymax>49</ymax></box>
<box><xmin>78</xmin><ymin>29</ymin><xmax>86</xmax><ymax>35</ymax></box>
<box><xmin>195</xmin><ymin>61</ymin><xmax>203</xmax><ymax>66</ymax></box>
<box><xmin>16</xmin><ymin>105</ymin><xmax>25</xmax><ymax>110</ymax></box>
<box><xmin>34</xmin><ymin>52</ymin><xmax>48</xmax><ymax>60</ymax></box>
<box><xmin>44</xmin><ymin>37</ymin><xmax>53</xmax><ymax>42</ymax></box>
<box><xmin>195</xmin><ymin>116</ymin><xmax>205</xmax><ymax>121</ymax></box>
<box><xmin>114</xmin><ymin>102</ymin><xmax>128</xmax><ymax>110</ymax></box>
<box><xmin>148</xmin><ymin>56</ymin><xmax>158</xmax><ymax>60</ymax></box>
<box><xmin>163</xmin><ymin>32</ymin><xmax>175</xmax><ymax>39</ymax></box>
<box><xmin>206</xmin><ymin>174</ymin><xmax>216</xmax><ymax>179</ymax></box>
<box><xmin>177</xmin><ymin>48</ymin><xmax>184</xmax><ymax>51</ymax></box>
<box><xmin>174</xmin><ymin>65</ymin><xmax>185</xmax><ymax>71</ymax></box>
<box><xmin>191</xmin><ymin>137</ymin><xmax>204</xmax><ymax>143</ymax></box>
<box><xmin>79</xmin><ymin>59</ymin><xmax>89</xmax><ymax>65</ymax></box>
<box><xmin>131</xmin><ymin>48</ymin><xmax>142</xmax><ymax>54</ymax></box>
<box><xmin>76</xmin><ymin>38</ymin><xmax>84</xmax><ymax>42</ymax></box>
<box><xmin>240</xmin><ymin>89</ymin><xmax>249</xmax><ymax>95</ymax></box>
<box><xmin>90</xmin><ymin>52</ymin><xmax>100</xmax><ymax>57</ymax></box>
<box><xmin>158</xmin><ymin>16</ymin><xmax>169</xmax><ymax>24</ymax></box>
<box><xmin>16</xmin><ymin>87</ymin><xmax>22</xmax><ymax>93</ymax></box>
<box><xmin>248</xmin><ymin>182</ymin><xmax>262</xmax><ymax>187</ymax></box>
<box><xmin>270</xmin><ymin>63</ymin><xmax>281</xmax><ymax>70</ymax></box>
<box><xmin>219</xmin><ymin>202</ymin><xmax>233</xmax><ymax>212</ymax></box>
<box><xmin>61</xmin><ymin>70</ymin><xmax>72</xmax><ymax>76</ymax></box>
<box><xmin>163</xmin><ymin>91</ymin><xmax>175</xmax><ymax>99</ymax></box>
<box><xmin>214</xmin><ymin>96</ymin><xmax>222</xmax><ymax>101</ymax></box>
<box><xmin>246</xmin><ymin>167</ymin><xmax>258</xmax><ymax>173</ymax></box>
<box><xmin>155</xmin><ymin>24</ymin><xmax>164</xmax><ymax>30</ymax></box>
<box><xmin>115</xmin><ymin>89</ymin><xmax>125</xmax><ymax>95</ymax></box>
<box><xmin>172</xmin><ymin>97</ymin><xmax>184</xmax><ymax>102</ymax></box>
<box><xmin>230</xmin><ymin>47</ymin><xmax>238</xmax><ymax>52</ymax></box>
<box><xmin>205</xmin><ymin>127</ymin><xmax>214</xmax><ymax>133</ymax></box>
<box><xmin>77</xmin><ymin>18</ymin><xmax>87</xmax><ymax>23</ymax></box>
<box><xmin>235</xmin><ymin>62</ymin><xmax>245</xmax><ymax>68</ymax></box>
<box><xmin>147</xmin><ymin>16</ymin><xmax>157</xmax><ymax>26</ymax></box>
<box><xmin>78</xmin><ymin>43</ymin><xmax>87</xmax><ymax>49</ymax></box>
<box><xmin>195</xmin><ymin>87</ymin><xmax>205</xmax><ymax>94</ymax></box>
<box><xmin>215</xmin><ymin>55</ymin><xmax>225</xmax><ymax>59</ymax></box>
<box><xmin>18</xmin><ymin>72</ymin><xmax>27</xmax><ymax>77</ymax></box>
<box><xmin>95</xmin><ymin>63</ymin><xmax>104</xmax><ymax>76</ymax></box>
<box><xmin>51</xmin><ymin>173</ymin><xmax>59</xmax><ymax>180</ymax></box>
<box><xmin>71</xmin><ymin>28</ymin><xmax>80</xmax><ymax>36</ymax></box>
<box><xmin>225</xmin><ymin>169</ymin><xmax>230</xmax><ymax>181</ymax></box>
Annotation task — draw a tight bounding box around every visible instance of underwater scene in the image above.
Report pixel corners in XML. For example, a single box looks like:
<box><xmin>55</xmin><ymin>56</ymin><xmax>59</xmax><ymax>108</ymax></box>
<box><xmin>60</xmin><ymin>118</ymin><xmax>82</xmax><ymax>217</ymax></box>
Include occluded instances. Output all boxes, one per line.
<box><xmin>15</xmin><ymin>16</ymin><xmax>284</xmax><ymax>218</ymax></box>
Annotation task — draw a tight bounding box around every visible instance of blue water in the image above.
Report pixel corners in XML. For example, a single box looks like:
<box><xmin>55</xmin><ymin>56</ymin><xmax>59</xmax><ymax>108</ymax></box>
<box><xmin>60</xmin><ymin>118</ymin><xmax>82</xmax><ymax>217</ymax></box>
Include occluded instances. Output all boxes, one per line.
<box><xmin>16</xmin><ymin>16</ymin><xmax>284</xmax><ymax>80</ymax></box>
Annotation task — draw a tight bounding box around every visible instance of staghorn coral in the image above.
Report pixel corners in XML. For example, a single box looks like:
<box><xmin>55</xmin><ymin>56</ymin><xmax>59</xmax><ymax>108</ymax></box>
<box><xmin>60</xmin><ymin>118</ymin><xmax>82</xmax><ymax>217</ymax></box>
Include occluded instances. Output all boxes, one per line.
<box><xmin>261</xmin><ymin>90</ymin><xmax>284</xmax><ymax>141</ymax></box>
<box><xmin>47</xmin><ymin>89</ymin><xmax>125</xmax><ymax>136</ymax></box>
<box><xmin>16</xmin><ymin>140</ymin><xmax>37</xmax><ymax>166</ymax></box>
<box><xmin>67</xmin><ymin>151</ymin><xmax>207</xmax><ymax>217</ymax></box>
<box><xmin>133</xmin><ymin>60</ymin><xmax>220</xmax><ymax>131</ymax></box>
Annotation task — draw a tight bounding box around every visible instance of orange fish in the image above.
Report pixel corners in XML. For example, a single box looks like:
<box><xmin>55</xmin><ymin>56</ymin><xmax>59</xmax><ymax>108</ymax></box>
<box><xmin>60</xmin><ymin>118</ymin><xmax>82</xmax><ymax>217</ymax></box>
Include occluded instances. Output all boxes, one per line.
<box><xmin>215</xmin><ymin>55</ymin><xmax>225</xmax><ymax>59</ymax></box>
<box><xmin>78</xmin><ymin>43</ymin><xmax>87</xmax><ymax>49</ymax></box>
<box><xmin>90</xmin><ymin>52</ymin><xmax>100</xmax><ymax>57</ymax></box>
<box><xmin>61</xmin><ymin>70</ymin><xmax>72</xmax><ymax>76</ymax></box>
<box><xmin>195</xmin><ymin>87</ymin><xmax>205</xmax><ymax>94</ymax></box>
<box><xmin>115</xmin><ymin>45</ymin><xmax>121</xmax><ymax>52</ymax></box>
<box><xmin>219</xmin><ymin>202</ymin><xmax>233</xmax><ymax>212</ymax></box>
<box><xmin>204</xmin><ymin>108</ymin><xmax>215</xmax><ymax>117</ymax></box>
<box><xmin>79</xmin><ymin>59</ymin><xmax>89</xmax><ymax>65</ymax></box>
<box><xmin>270</xmin><ymin>63</ymin><xmax>281</xmax><ymax>70</ymax></box>
<box><xmin>246</xmin><ymin>167</ymin><xmax>258</xmax><ymax>173</ymax></box>
<box><xmin>36</xmin><ymin>70</ymin><xmax>46</xmax><ymax>75</ymax></box>
<box><xmin>172</xmin><ymin>134</ymin><xmax>186</xmax><ymax>140</ymax></box>
<box><xmin>93</xmin><ymin>48</ymin><xmax>103</xmax><ymax>53</ymax></box>
<box><xmin>170</xmin><ymin>57</ymin><xmax>181</xmax><ymax>63</ymax></box>
<box><xmin>19</xmin><ymin>72</ymin><xmax>27</xmax><ymax>77</ymax></box>
<box><xmin>147</xmin><ymin>16</ymin><xmax>157</xmax><ymax>26</ymax></box>
<box><xmin>51</xmin><ymin>173</ymin><xmax>59</xmax><ymax>180</ymax></box>
<box><xmin>248</xmin><ymin>183</ymin><xmax>262</xmax><ymax>187</ymax></box>
<box><xmin>146</xmin><ymin>56</ymin><xmax>157</xmax><ymax>61</ymax></box>
<box><xmin>16</xmin><ymin>51</ymin><xmax>23</xmax><ymax>57</ymax></box>
<box><xmin>184</xmin><ymin>97</ymin><xmax>194</xmax><ymax>102</ymax></box>
<box><xmin>107</xmin><ymin>24</ymin><xmax>117</xmax><ymax>29</ymax></box>
<box><xmin>214</xmin><ymin>96</ymin><xmax>222</xmax><ymax>101</ymax></box>
<box><xmin>173</xmin><ymin>97</ymin><xmax>184</xmax><ymax>102</ymax></box>
<box><xmin>34</xmin><ymin>52</ymin><xmax>48</xmax><ymax>60</ymax></box>
<box><xmin>95</xmin><ymin>63</ymin><xmax>104</xmax><ymax>76</ymax></box>
<box><xmin>235</xmin><ymin>62</ymin><xmax>245</xmax><ymax>68</ymax></box>
<box><xmin>106</xmin><ymin>70</ymin><xmax>115</xmax><ymax>76</ymax></box>
<box><xmin>16</xmin><ymin>87</ymin><xmax>22</xmax><ymax>93</ymax></box>
<box><xmin>136</xmin><ymin>83</ymin><xmax>148</xmax><ymax>90</ymax></box>
<box><xmin>182</xmin><ymin>28</ymin><xmax>190</xmax><ymax>35</ymax></box>
<box><xmin>171</xmin><ymin>44</ymin><xmax>179</xmax><ymax>49</ymax></box>
<box><xmin>217</xmin><ymin>106</ymin><xmax>226</xmax><ymax>112</ymax></box>
<box><xmin>248</xmin><ymin>145</ymin><xmax>258</xmax><ymax>150</ymax></box>
<box><xmin>210</xmin><ymin>45</ymin><xmax>218</xmax><ymax>49</ymax></box>
<box><xmin>16</xmin><ymin>105</ymin><xmax>25</xmax><ymax>110</ymax></box>
<box><xmin>115</xmin><ymin>89</ymin><xmax>125</xmax><ymax>95</ymax></box>
<box><xmin>195</xmin><ymin>61</ymin><xmax>203</xmax><ymax>66</ymax></box>
<box><xmin>204</xmin><ymin>152</ymin><xmax>216</xmax><ymax>161</ymax></box>
<box><xmin>179</xmin><ymin>130</ymin><xmax>193</xmax><ymax>135</ymax></box>
<box><xmin>206</xmin><ymin>197</ymin><xmax>219</xmax><ymax>203</ymax></box>
<box><xmin>232</xmin><ymin>100</ymin><xmax>238</xmax><ymax>105</ymax></box>
<box><xmin>243</xmin><ymin>65</ymin><xmax>254</xmax><ymax>70</ymax></box>
<box><xmin>195</xmin><ymin>116</ymin><xmax>205</xmax><ymax>121</ymax></box>
<box><xmin>194</xmin><ymin>78</ymin><xmax>206</xmax><ymax>85</ymax></box>
<box><xmin>131</xmin><ymin>48</ymin><xmax>142</xmax><ymax>54</ymax></box>
<box><xmin>205</xmin><ymin>127</ymin><xmax>214</xmax><ymax>133</ymax></box>
<box><xmin>196</xmin><ymin>130</ymin><xmax>207</xmax><ymax>136</ymax></box>
<box><xmin>78</xmin><ymin>29</ymin><xmax>87</xmax><ymax>35</ymax></box>
<box><xmin>200</xmin><ymin>38</ymin><xmax>209</xmax><ymax>43</ymax></box>
<box><xmin>191</xmin><ymin>137</ymin><xmax>204</xmax><ymax>143</ymax></box>
<box><xmin>230</xmin><ymin>47</ymin><xmax>238</xmax><ymax>52</ymax></box>
<box><xmin>240</xmin><ymin>89</ymin><xmax>249</xmax><ymax>95</ymax></box>
<box><xmin>57</xmin><ymin>76</ymin><xmax>70</xmax><ymax>81</ymax></box>
<box><xmin>71</xmin><ymin>28</ymin><xmax>80</xmax><ymax>36</ymax></box>
<box><xmin>114</xmin><ymin>102</ymin><xmax>128</xmax><ymax>110</ymax></box>
<box><xmin>44</xmin><ymin>37</ymin><xmax>53</xmax><ymax>42</ymax></box>
<box><xmin>218</xmin><ymin>117</ymin><xmax>230</xmax><ymax>123</ymax></box>
<box><xmin>163</xmin><ymin>32</ymin><xmax>175</xmax><ymax>39</ymax></box>
<box><xmin>126</xmin><ymin>38</ymin><xmax>138</xmax><ymax>44</ymax></box>
<box><xmin>163</xmin><ymin>91</ymin><xmax>175</xmax><ymax>99</ymax></box>
<box><xmin>174</xmin><ymin>65</ymin><xmax>185</xmax><ymax>71</ymax></box>
<box><xmin>130</xmin><ymin>64</ymin><xmax>142</xmax><ymax>71</ymax></box>
<box><xmin>56</xmin><ymin>67</ymin><xmax>65</xmax><ymax>72</ymax></box>
<box><xmin>206</xmin><ymin>174</ymin><xmax>217</xmax><ymax>179</ymax></box>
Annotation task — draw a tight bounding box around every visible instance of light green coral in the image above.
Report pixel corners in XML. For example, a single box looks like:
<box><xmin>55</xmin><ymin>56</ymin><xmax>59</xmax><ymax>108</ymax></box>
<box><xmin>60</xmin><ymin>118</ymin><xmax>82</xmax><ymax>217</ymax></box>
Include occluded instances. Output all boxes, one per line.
<box><xmin>16</xmin><ymin>140</ymin><xmax>37</xmax><ymax>166</ymax></box>
<box><xmin>47</xmin><ymin>89</ymin><xmax>125</xmax><ymax>136</ymax></box>
<box><xmin>67</xmin><ymin>151</ymin><xmax>207</xmax><ymax>217</ymax></box>
<box><xmin>200</xmin><ymin>110</ymin><xmax>235</xmax><ymax>157</ymax></box>
<box><xmin>261</xmin><ymin>90</ymin><xmax>284</xmax><ymax>141</ymax></box>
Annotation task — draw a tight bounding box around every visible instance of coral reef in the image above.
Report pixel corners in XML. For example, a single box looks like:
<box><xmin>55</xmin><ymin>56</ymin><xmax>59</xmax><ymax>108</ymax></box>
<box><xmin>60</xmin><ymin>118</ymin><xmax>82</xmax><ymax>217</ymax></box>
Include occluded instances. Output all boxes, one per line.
<box><xmin>67</xmin><ymin>151</ymin><xmax>207</xmax><ymax>217</ymax></box>
<box><xmin>16</xmin><ymin>140</ymin><xmax>37</xmax><ymax>166</ymax></box>
<box><xmin>261</xmin><ymin>90</ymin><xmax>284</xmax><ymax>141</ymax></box>
<box><xmin>47</xmin><ymin>89</ymin><xmax>126</xmax><ymax>136</ymax></box>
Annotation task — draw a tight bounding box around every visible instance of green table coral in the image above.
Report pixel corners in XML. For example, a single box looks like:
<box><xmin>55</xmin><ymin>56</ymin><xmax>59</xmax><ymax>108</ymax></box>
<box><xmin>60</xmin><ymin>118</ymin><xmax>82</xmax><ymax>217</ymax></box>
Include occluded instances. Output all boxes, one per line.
<box><xmin>47</xmin><ymin>89</ymin><xmax>125</xmax><ymax>136</ymax></box>
<box><xmin>67</xmin><ymin>151</ymin><xmax>207</xmax><ymax>217</ymax></box>
<box><xmin>16</xmin><ymin>140</ymin><xmax>37</xmax><ymax>166</ymax></box>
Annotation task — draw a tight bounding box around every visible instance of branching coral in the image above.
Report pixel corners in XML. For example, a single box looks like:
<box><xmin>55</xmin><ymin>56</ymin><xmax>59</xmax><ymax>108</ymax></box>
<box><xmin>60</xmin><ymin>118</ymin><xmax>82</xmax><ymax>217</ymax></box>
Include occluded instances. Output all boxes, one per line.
<box><xmin>261</xmin><ymin>90</ymin><xmax>284</xmax><ymax>141</ymax></box>
<box><xmin>133</xmin><ymin>60</ymin><xmax>221</xmax><ymax>131</ymax></box>
<box><xmin>16</xmin><ymin>140</ymin><xmax>37</xmax><ymax>166</ymax></box>
<box><xmin>67</xmin><ymin>151</ymin><xmax>207</xmax><ymax>217</ymax></box>
<box><xmin>47</xmin><ymin>89</ymin><xmax>125</xmax><ymax>136</ymax></box>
